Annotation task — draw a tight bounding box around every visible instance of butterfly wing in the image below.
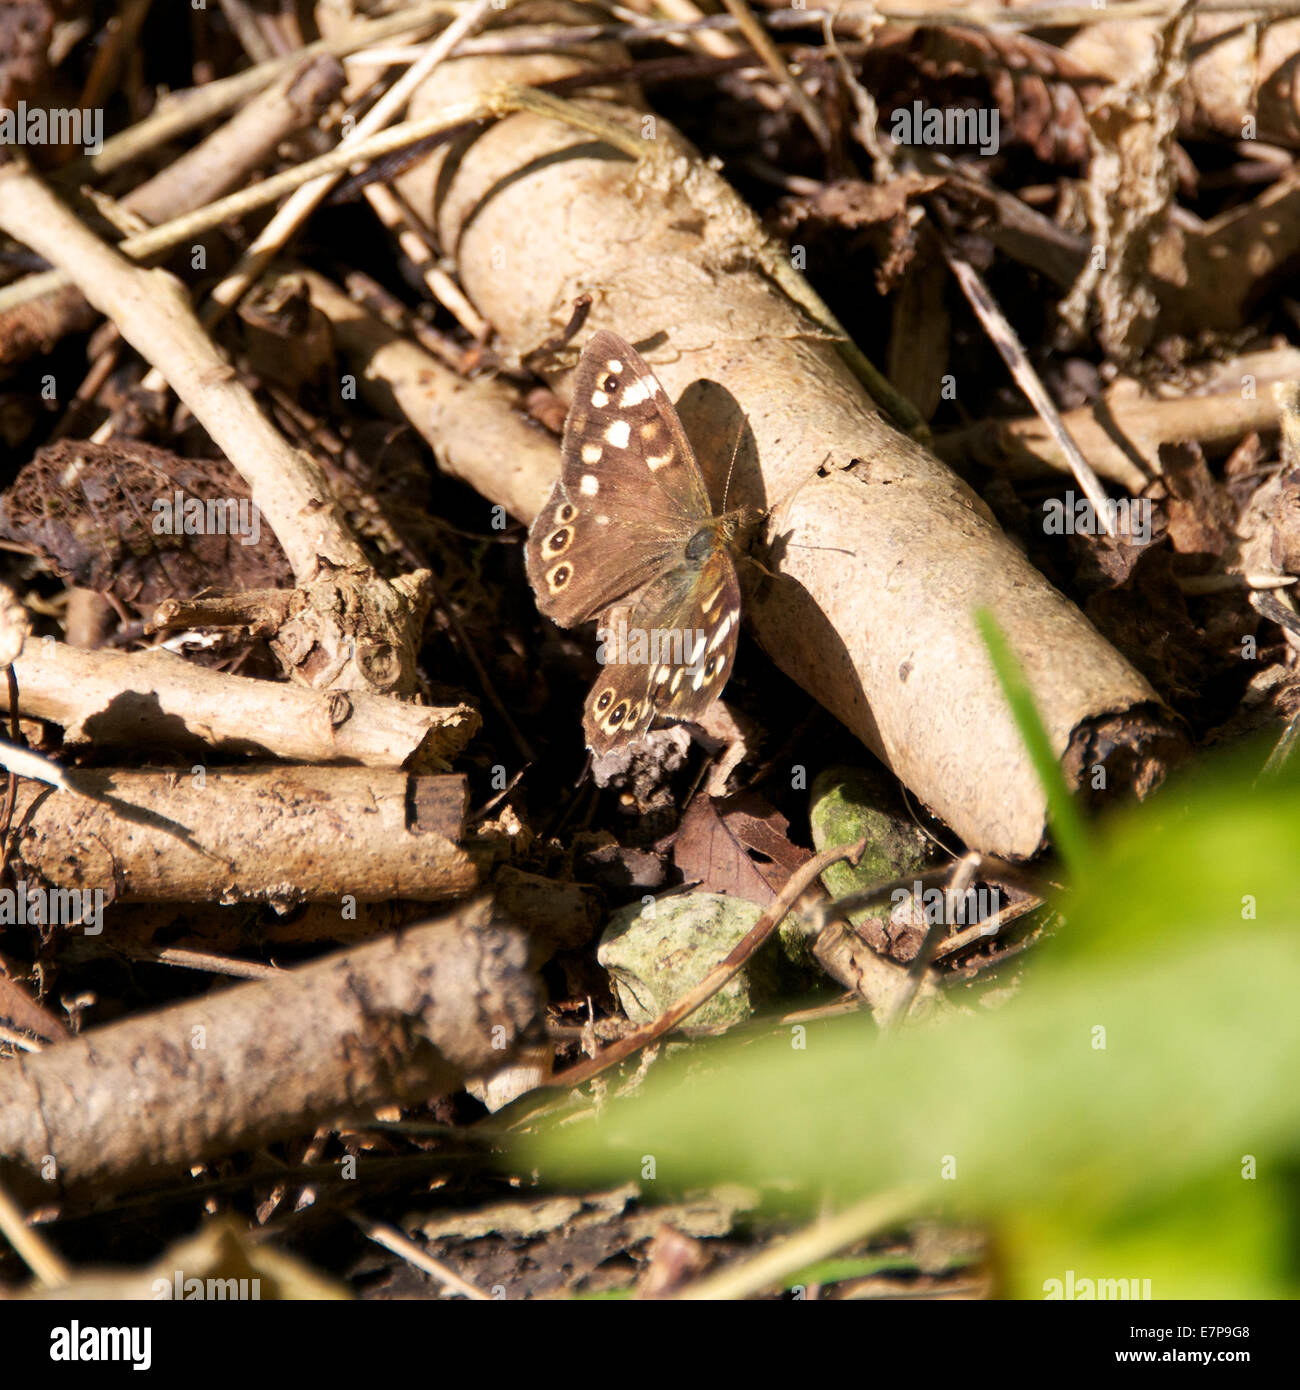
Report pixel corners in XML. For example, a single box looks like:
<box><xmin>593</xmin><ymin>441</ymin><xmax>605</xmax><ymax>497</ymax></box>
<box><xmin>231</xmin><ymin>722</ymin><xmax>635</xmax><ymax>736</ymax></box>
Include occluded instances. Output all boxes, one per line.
<box><xmin>582</xmin><ymin>541</ymin><xmax>743</xmax><ymax>753</ymax></box>
<box><xmin>525</xmin><ymin>331</ymin><xmax>713</xmax><ymax>628</ymax></box>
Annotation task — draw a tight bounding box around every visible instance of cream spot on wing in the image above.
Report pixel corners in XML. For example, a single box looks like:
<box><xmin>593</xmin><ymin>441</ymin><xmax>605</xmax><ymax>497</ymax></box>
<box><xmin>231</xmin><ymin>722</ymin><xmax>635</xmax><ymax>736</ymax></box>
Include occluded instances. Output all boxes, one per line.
<box><xmin>606</xmin><ymin>359</ymin><xmax>623</xmax><ymax>373</ymax></box>
<box><xmin>692</xmin><ymin>668</ymin><xmax>705</xmax><ymax>691</ymax></box>
<box><xmin>640</xmin><ymin>422</ymin><xmax>660</xmax><ymax>440</ymax></box>
<box><xmin>654</xmin><ymin>665</ymin><xmax>670</xmax><ymax>685</ymax></box>
<box><xmin>647</xmin><ymin>451</ymin><xmax>674</xmax><ymax>470</ymax></box>
<box><xmin>702</xmin><ymin>585</ymin><xmax>725</xmax><ymax>612</ymax></box>
<box><xmin>590</xmin><ymin>389</ymin><xmax>609</xmax><ymax>408</ymax></box>
<box><xmin>581</xmin><ymin>443</ymin><xmax>602</xmax><ymax>464</ymax></box>
<box><xmin>596</xmin><ymin>514</ymin><xmax>609</xmax><ymax>525</ymax></box>
<box><xmin>620</xmin><ymin>378</ymin><xmax>653</xmax><ymax>407</ymax></box>
<box><xmin>708</xmin><ymin>613</ymin><xmax>735</xmax><ymax>650</ymax></box>
<box><xmin>605</xmin><ymin>419</ymin><xmax>631</xmax><ymax>449</ymax></box>
<box><xmin>580</xmin><ymin>475</ymin><xmax>599</xmax><ymax>496</ymax></box>
<box><xmin>670</xmin><ymin>669</ymin><xmax>684</xmax><ymax>693</ymax></box>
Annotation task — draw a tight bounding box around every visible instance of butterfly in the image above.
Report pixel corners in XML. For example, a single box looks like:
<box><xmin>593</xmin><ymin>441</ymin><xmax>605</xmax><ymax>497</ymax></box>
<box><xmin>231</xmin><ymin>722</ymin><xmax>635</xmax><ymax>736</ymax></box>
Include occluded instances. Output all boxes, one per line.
<box><xmin>525</xmin><ymin>331</ymin><xmax>760</xmax><ymax>754</ymax></box>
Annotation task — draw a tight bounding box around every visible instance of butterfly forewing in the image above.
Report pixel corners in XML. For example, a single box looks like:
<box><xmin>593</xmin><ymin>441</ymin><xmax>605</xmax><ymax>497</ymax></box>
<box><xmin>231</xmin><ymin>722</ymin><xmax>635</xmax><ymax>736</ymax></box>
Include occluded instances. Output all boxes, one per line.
<box><xmin>526</xmin><ymin>332</ymin><xmax>711</xmax><ymax>627</ymax></box>
<box><xmin>562</xmin><ymin>331</ymin><xmax>711</xmax><ymax>521</ymax></box>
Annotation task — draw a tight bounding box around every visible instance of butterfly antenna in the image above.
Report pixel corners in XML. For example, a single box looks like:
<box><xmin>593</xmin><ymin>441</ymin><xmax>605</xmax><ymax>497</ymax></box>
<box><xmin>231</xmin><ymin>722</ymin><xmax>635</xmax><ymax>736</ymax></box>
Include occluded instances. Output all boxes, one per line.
<box><xmin>721</xmin><ymin>415</ymin><xmax>744</xmax><ymax>511</ymax></box>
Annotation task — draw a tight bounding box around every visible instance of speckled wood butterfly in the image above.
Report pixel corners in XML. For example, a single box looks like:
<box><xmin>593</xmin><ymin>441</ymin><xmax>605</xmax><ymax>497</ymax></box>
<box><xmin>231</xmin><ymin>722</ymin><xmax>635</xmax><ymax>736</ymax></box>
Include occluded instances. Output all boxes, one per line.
<box><xmin>525</xmin><ymin>331</ymin><xmax>760</xmax><ymax>754</ymax></box>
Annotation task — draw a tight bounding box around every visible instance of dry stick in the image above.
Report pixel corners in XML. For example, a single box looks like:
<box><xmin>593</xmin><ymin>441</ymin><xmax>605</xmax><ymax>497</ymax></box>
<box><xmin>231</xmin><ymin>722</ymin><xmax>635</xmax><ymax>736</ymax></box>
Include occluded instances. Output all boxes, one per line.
<box><xmin>467</xmin><ymin>83</ymin><xmax>925</xmax><ymax>440</ymax></box>
<box><xmin>1251</xmin><ymin>589</ymin><xmax>1300</xmax><ymax>639</ymax></box>
<box><xmin>932</xmin><ymin>891</ymin><xmax>1042</xmax><ymax>959</ymax></box>
<box><xmin>891</xmin><ymin>0</ymin><xmax>1300</xmax><ymax>20</ymax></box>
<box><xmin>0</xmin><ymin>1177</ymin><xmax>70</xmax><ymax>1287</ymax></box>
<box><xmin>347</xmin><ymin>0</ymin><xmax>1300</xmax><ymax>63</ymax></box>
<box><xmin>718</xmin><ymin>0</ymin><xmax>831</xmax><ymax>151</ymax></box>
<box><xmin>0</xmin><ymin>1025</ymin><xmax>43</xmax><ymax>1052</ymax></box>
<box><xmin>13</xmin><ymin>640</ymin><xmax>476</xmax><ymax>767</ymax></box>
<box><xmin>1261</xmin><ymin>708</ymin><xmax>1300</xmax><ymax>777</ymax></box>
<box><xmin>297</xmin><ymin>268</ymin><xmax>561</xmax><ymax>524</ymax></box>
<box><xmin>935</xmin><ymin>382</ymin><xmax>1291</xmax><ymax>491</ymax></box>
<box><xmin>14</xmin><ymin>766</ymin><xmax>474</xmax><ymax>903</ymax></box>
<box><xmin>935</xmin><ymin>232</ymin><xmax>1117</xmax><ymax>534</ymax></box>
<box><xmin>47</xmin><ymin>0</ymin><xmax>1300</xmax><ymax>193</ymax></box>
<box><xmin>218</xmin><ymin>0</ymin><xmax>278</xmax><ymax>64</ymax></box>
<box><xmin>142</xmin><ymin>947</ymin><xmax>282</xmax><ymax>981</ymax></box>
<box><xmin>0</xmin><ymin>667</ymin><xmax>20</xmax><ymax>880</ymax></box>
<box><xmin>549</xmin><ymin>839</ymin><xmax>868</xmax><ymax>1094</ymax></box>
<box><xmin>119</xmin><ymin>54</ymin><xmax>347</xmax><ymax>228</ymax></box>
<box><xmin>0</xmin><ymin>162</ymin><xmax>364</xmax><ymax>581</ymax></box>
<box><xmin>365</xmin><ymin>182</ymin><xmax>490</xmax><ymax>340</ymax></box>
<box><xmin>79</xmin><ymin>0</ymin><xmax>152</xmax><ymax>115</ymax></box>
<box><xmin>75</xmin><ymin>0</ymin><xmax>460</xmax><ymax>178</ymax></box>
<box><xmin>114</xmin><ymin>0</ymin><xmax>507</xmax><ymax>405</ymax></box>
<box><xmin>882</xmin><ymin>852</ymin><xmax>980</xmax><ymax>1031</ymax></box>
<box><xmin>804</xmin><ymin>863</ymin><xmax>958</xmax><ymax>1022</ymax></box>
<box><xmin>1</xmin><ymin>57</ymin><xmax>346</xmax><ymax>372</ymax></box>
<box><xmin>198</xmin><ymin>0</ymin><xmax>511</xmax><ymax>327</ymax></box>
<box><xmin>673</xmin><ymin>1185</ymin><xmax>925</xmax><ymax>1301</ymax></box>
<box><xmin>0</xmin><ymin>902</ymin><xmax>540</xmax><ymax>1203</ymax></box>
<box><xmin>351</xmin><ymin>1213</ymin><xmax>492</xmax><ymax>1300</ymax></box>
<box><xmin>0</xmin><ymin>100</ymin><xmax>491</xmax><ymax>317</ymax></box>
<box><xmin>654</xmin><ymin>0</ymin><xmax>744</xmax><ymax>59</ymax></box>
<box><xmin>1179</xmin><ymin>573</ymin><xmax>1298</xmax><ymax>593</ymax></box>
<box><xmin>344</xmin><ymin>268</ymin><xmax>467</xmax><ymax>370</ymax></box>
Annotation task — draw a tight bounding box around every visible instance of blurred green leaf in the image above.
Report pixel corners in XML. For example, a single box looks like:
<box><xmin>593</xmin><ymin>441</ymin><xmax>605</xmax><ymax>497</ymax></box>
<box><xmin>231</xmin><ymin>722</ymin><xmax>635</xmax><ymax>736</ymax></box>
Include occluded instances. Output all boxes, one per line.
<box><xmin>526</xmin><ymin>742</ymin><xmax>1300</xmax><ymax>1297</ymax></box>
<box><xmin>976</xmin><ymin>607</ymin><xmax>1093</xmax><ymax>877</ymax></box>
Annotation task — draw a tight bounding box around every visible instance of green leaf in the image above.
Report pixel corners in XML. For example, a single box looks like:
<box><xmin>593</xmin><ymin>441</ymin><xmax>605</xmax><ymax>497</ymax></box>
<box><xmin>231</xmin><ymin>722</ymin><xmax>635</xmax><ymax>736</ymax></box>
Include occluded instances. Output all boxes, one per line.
<box><xmin>525</xmin><ymin>740</ymin><xmax>1300</xmax><ymax>1297</ymax></box>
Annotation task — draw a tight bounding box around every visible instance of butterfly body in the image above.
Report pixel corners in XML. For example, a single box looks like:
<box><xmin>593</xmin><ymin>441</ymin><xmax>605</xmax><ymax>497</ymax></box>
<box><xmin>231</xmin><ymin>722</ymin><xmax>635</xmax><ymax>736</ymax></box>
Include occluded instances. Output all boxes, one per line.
<box><xmin>525</xmin><ymin>331</ymin><xmax>758</xmax><ymax>753</ymax></box>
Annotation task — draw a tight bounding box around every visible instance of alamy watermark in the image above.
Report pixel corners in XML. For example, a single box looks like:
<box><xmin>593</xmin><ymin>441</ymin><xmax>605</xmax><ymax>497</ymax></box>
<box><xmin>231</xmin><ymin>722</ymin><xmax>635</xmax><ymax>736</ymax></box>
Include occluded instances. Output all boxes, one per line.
<box><xmin>152</xmin><ymin>1270</ymin><xmax>262</xmax><ymax>1300</ymax></box>
<box><xmin>1043</xmin><ymin>491</ymin><xmax>1152</xmax><ymax>544</ymax></box>
<box><xmin>595</xmin><ymin>621</ymin><xmax>718</xmax><ymax>679</ymax></box>
<box><xmin>890</xmin><ymin>101</ymin><xmax>1000</xmax><ymax>157</ymax></box>
<box><xmin>1043</xmin><ymin>1269</ymin><xmax>1152</xmax><ymax>1300</ymax></box>
<box><xmin>153</xmin><ymin>490</ymin><xmax>261</xmax><ymax>546</ymax></box>
<box><xmin>0</xmin><ymin>883</ymin><xmax>104</xmax><ymax>934</ymax></box>
<box><xmin>0</xmin><ymin>102</ymin><xmax>103</xmax><ymax>155</ymax></box>
<box><xmin>891</xmin><ymin>881</ymin><xmax>1000</xmax><ymax>926</ymax></box>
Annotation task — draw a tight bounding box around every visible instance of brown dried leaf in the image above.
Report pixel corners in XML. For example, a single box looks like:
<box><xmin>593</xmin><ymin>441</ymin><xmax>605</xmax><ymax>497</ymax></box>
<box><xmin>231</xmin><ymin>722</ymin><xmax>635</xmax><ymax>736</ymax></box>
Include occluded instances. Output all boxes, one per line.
<box><xmin>0</xmin><ymin>439</ymin><xmax>292</xmax><ymax>612</ymax></box>
<box><xmin>772</xmin><ymin>174</ymin><xmax>942</xmax><ymax>293</ymax></box>
<box><xmin>673</xmin><ymin>792</ymin><xmax>810</xmax><ymax>905</ymax></box>
<box><xmin>1150</xmin><ymin>443</ymin><xmax>1235</xmax><ymax>557</ymax></box>
<box><xmin>909</xmin><ymin>27</ymin><xmax>1102</xmax><ymax>165</ymax></box>
<box><xmin>0</xmin><ymin>1</ymin><xmax>53</xmax><ymax>116</ymax></box>
<box><xmin>1269</xmin><ymin>471</ymin><xmax>1300</xmax><ymax>576</ymax></box>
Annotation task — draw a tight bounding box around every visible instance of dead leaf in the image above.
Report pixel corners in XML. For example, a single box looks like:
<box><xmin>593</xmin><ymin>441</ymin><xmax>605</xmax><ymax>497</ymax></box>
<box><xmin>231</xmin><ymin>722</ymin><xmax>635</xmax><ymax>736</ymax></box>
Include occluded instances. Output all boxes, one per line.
<box><xmin>0</xmin><ymin>439</ymin><xmax>291</xmax><ymax>613</ymax></box>
<box><xmin>673</xmin><ymin>792</ymin><xmax>809</xmax><ymax>904</ymax></box>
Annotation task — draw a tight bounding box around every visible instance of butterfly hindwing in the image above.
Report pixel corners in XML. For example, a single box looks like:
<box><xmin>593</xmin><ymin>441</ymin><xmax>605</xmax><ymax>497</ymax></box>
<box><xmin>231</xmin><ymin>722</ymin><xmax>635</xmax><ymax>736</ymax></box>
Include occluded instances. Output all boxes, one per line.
<box><xmin>582</xmin><ymin>544</ymin><xmax>742</xmax><ymax>753</ymax></box>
